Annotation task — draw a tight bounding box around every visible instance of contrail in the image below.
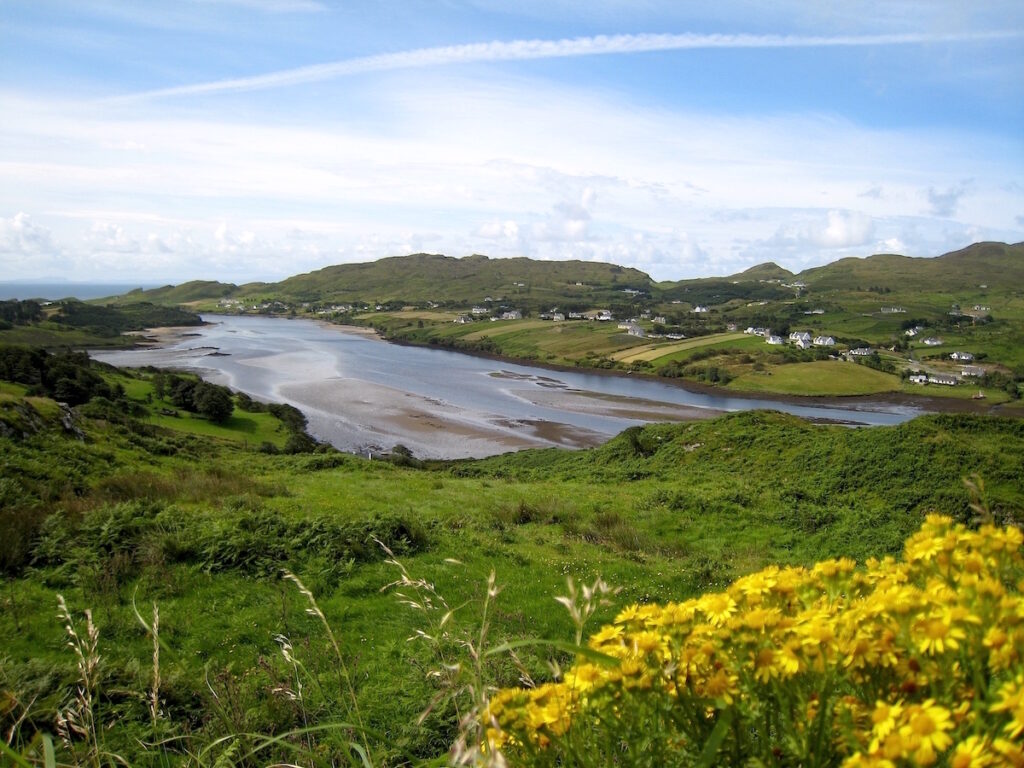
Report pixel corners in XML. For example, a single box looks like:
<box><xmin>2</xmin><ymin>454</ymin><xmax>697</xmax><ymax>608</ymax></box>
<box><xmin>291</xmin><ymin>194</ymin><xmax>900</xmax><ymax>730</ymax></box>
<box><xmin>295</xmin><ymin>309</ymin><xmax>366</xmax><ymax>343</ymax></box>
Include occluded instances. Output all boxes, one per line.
<box><xmin>113</xmin><ymin>30</ymin><xmax>1022</xmax><ymax>101</ymax></box>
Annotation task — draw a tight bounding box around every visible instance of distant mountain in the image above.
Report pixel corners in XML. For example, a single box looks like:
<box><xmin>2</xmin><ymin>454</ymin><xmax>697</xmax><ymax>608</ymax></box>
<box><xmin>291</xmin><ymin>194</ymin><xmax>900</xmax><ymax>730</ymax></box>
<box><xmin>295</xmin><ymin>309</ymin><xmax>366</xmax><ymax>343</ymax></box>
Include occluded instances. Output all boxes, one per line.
<box><xmin>728</xmin><ymin>262</ymin><xmax>795</xmax><ymax>282</ymax></box>
<box><xmin>114</xmin><ymin>242</ymin><xmax>1022</xmax><ymax>308</ymax></box>
<box><xmin>114</xmin><ymin>280</ymin><xmax>238</xmax><ymax>305</ymax></box>
<box><xmin>796</xmin><ymin>242</ymin><xmax>1024</xmax><ymax>292</ymax></box>
<box><xmin>250</xmin><ymin>253</ymin><xmax>652</xmax><ymax>305</ymax></box>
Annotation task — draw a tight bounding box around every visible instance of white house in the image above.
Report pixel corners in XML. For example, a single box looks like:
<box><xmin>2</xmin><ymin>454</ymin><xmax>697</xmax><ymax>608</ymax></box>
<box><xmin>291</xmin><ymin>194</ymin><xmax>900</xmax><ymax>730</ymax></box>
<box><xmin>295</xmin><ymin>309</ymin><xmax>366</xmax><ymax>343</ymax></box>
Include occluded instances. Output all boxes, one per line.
<box><xmin>909</xmin><ymin>374</ymin><xmax>928</xmax><ymax>384</ymax></box>
<box><xmin>500</xmin><ymin>310</ymin><xmax>522</xmax><ymax>321</ymax></box>
<box><xmin>905</xmin><ymin>327</ymin><xmax>921</xmax><ymax>337</ymax></box>
<box><xmin>692</xmin><ymin>305</ymin><xmax>710</xmax><ymax>313</ymax></box>
<box><xmin>471</xmin><ymin>306</ymin><xmax>489</xmax><ymax>315</ymax></box>
<box><xmin>453</xmin><ymin>315</ymin><xmax>473</xmax><ymax>324</ymax></box>
<box><xmin>813</xmin><ymin>336</ymin><xmax>835</xmax><ymax>347</ymax></box>
<box><xmin>961</xmin><ymin>366</ymin><xmax>985</xmax><ymax>378</ymax></box>
<box><xmin>626</xmin><ymin>325</ymin><xmax>646</xmax><ymax>338</ymax></box>
<box><xmin>849</xmin><ymin>347</ymin><xmax>873</xmax><ymax>357</ymax></box>
<box><xmin>928</xmin><ymin>374</ymin><xmax>958</xmax><ymax>386</ymax></box>
<box><xmin>653</xmin><ymin>316</ymin><xmax>667</xmax><ymax>325</ymax></box>
<box><xmin>950</xmin><ymin>351</ymin><xmax>975</xmax><ymax>362</ymax></box>
<box><xmin>766</xmin><ymin>335</ymin><xmax>785</xmax><ymax>345</ymax></box>
<box><xmin>789</xmin><ymin>331</ymin><xmax>812</xmax><ymax>343</ymax></box>
<box><xmin>794</xmin><ymin>337</ymin><xmax>812</xmax><ymax>349</ymax></box>
<box><xmin>552</xmin><ymin>312</ymin><xmax>565</xmax><ymax>322</ymax></box>
<box><xmin>922</xmin><ymin>337</ymin><xmax>943</xmax><ymax>346</ymax></box>
<box><xmin>880</xmin><ymin>306</ymin><xmax>906</xmax><ymax>314</ymax></box>
<box><xmin>596</xmin><ymin>310</ymin><xmax>613</xmax><ymax>321</ymax></box>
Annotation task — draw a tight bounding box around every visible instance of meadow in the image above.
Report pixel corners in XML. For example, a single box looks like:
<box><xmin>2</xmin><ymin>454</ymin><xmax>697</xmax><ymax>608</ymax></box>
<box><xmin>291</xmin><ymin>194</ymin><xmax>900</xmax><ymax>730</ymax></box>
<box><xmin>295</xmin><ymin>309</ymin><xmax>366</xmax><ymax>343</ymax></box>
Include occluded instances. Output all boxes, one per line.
<box><xmin>2</xmin><ymin>350</ymin><xmax>1023</xmax><ymax>766</ymax></box>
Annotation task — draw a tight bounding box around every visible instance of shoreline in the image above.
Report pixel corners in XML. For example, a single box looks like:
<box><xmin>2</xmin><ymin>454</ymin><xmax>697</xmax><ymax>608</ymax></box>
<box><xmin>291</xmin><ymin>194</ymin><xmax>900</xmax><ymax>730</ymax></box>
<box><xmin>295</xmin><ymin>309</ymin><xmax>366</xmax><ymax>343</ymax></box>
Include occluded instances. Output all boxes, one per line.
<box><xmin>366</xmin><ymin>325</ymin><xmax>1000</xmax><ymax>418</ymax></box>
<box><xmin>122</xmin><ymin>315</ymin><xmax>1006</xmax><ymax>422</ymax></box>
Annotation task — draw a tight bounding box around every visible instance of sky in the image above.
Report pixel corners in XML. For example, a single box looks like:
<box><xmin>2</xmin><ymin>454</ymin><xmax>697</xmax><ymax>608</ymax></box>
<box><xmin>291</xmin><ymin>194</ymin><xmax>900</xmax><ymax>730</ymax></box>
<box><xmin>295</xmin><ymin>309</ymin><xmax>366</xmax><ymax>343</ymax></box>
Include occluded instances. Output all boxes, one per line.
<box><xmin>1</xmin><ymin>1</ymin><xmax>1022</xmax><ymax>284</ymax></box>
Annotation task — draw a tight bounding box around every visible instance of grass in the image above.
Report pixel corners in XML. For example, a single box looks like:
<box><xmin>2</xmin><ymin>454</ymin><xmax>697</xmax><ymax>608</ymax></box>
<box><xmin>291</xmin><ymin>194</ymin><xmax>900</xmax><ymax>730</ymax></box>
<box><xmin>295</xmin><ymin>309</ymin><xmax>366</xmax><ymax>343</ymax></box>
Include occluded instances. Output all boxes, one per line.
<box><xmin>1</xmin><ymin>400</ymin><xmax>1022</xmax><ymax>764</ymax></box>
<box><xmin>727</xmin><ymin>360</ymin><xmax>902</xmax><ymax>396</ymax></box>
<box><xmin>612</xmin><ymin>332</ymin><xmax>749</xmax><ymax>363</ymax></box>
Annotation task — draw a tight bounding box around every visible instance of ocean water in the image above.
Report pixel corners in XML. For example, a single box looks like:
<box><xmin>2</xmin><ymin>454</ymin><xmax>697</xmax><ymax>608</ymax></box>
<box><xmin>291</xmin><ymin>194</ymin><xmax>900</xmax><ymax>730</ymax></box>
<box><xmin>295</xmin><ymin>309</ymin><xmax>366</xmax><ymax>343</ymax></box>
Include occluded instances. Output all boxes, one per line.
<box><xmin>0</xmin><ymin>283</ymin><xmax>156</xmax><ymax>301</ymax></box>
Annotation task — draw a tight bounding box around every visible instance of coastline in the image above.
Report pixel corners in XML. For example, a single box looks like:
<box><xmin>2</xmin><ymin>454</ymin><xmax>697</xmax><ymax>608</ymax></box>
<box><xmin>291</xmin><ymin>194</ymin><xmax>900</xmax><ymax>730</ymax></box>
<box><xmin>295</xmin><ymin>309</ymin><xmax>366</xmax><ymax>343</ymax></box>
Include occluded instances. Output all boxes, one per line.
<box><xmin>366</xmin><ymin>325</ymin><xmax>1000</xmax><ymax>418</ymax></box>
<box><xmin>128</xmin><ymin>315</ymin><xmax>1003</xmax><ymax>418</ymax></box>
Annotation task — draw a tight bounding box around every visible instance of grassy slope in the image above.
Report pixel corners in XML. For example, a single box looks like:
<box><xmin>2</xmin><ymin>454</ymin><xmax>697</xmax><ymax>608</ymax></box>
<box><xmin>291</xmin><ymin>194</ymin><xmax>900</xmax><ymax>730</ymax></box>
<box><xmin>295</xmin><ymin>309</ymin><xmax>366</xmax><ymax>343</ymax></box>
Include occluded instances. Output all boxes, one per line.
<box><xmin>2</xmin><ymin>374</ymin><xmax>1022</xmax><ymax>762</ymax></box>
<box><xmin>727</xmin><ymin>360</ymin><xmax>902</xmax><ymax>395</ymax></box>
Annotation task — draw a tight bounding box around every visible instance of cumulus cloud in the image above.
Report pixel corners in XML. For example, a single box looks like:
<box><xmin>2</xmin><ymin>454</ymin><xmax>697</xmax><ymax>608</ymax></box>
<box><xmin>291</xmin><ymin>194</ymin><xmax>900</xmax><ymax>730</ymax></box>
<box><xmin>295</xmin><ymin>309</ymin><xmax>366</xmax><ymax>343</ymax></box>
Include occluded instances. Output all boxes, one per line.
<box><xmin>771</xmin><ymin>209</ymin><xmax>876</xmax><ymax>249</ymax></box>
<box><xmin>89</xmin><ymin>221</ymin><xmax>140</xmax><ymax>253</ymax></box>
<box><xmin>0</xmin><ymin>212</ymin><xmax>56</xmax><ymax>255</ymax></box>
<box><xmin>927</xmin><ymin>181</ymin><xmax>971</xmax><ymax>217</ymax></box>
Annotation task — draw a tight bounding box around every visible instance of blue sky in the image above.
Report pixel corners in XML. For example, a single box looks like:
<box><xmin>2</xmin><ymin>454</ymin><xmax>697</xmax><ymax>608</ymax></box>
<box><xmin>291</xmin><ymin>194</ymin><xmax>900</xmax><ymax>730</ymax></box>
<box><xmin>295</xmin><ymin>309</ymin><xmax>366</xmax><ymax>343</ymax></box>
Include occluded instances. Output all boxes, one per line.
<box><xmin>1</xmin><ymin>1</ymin><xmax>1022</xmax><ymax>283</ymax></box>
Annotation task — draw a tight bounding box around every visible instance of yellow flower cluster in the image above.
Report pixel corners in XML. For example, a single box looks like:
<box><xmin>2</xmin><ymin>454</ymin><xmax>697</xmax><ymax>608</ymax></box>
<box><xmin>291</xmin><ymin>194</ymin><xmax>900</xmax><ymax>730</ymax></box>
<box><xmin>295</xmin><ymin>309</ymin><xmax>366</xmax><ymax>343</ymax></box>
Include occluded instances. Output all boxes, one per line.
<box><xmin>486</xmin><ymin>516</ymin><xmax>1024</xmax><ymax>765</ymax></box>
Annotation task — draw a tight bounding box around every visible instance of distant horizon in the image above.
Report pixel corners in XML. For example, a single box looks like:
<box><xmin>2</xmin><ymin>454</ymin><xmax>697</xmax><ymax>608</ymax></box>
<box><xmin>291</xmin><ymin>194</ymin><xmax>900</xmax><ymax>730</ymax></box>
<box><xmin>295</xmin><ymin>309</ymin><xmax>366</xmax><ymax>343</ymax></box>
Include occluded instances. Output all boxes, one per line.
<box><xmin>2</xmin><ymin>238</ymin><xmax>1018</xmax><ymax>292</ymax></box>
<box><xmin>2</xmin><ymin>1</ymin><xmax>1021</xmax><ymax>284</ymax></box>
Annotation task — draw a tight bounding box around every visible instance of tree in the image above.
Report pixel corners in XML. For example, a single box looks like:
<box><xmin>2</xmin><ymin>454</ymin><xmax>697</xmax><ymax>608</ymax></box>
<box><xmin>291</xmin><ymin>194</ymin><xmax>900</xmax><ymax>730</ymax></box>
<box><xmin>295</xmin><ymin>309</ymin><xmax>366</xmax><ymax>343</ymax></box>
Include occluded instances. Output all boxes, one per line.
<box><xmin>192</xmin><ymin>381</ymin><xmax>234</xmax><ymax>423</ymax></box>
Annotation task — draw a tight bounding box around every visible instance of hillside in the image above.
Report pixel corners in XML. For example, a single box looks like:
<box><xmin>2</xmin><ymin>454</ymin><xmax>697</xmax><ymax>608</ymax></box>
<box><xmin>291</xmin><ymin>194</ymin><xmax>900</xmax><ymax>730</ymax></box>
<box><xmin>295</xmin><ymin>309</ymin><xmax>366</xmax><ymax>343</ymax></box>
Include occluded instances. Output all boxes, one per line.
<box><xmin>796</xmin><ymin>241</ymin><xmax>1024</xmax><ymax>292</ymax></box>
<box><xmin>1</xmin><ymin>345</ymin><xmax>1022</xmax><ymax>764</ymax></box>
<box><xmin>255</xmin><ymin>253</ymin><xmax>653</xmax><ymax>306</ymax></box>
<box><xmin>728</xmin><ymin>261</ymin><xmax>795</xmax><ymax>281</ymax></box>
<box><xmin>114</xmin><ymin>279</ymin><xmax>239</xmax><ymax>305</ymax></box>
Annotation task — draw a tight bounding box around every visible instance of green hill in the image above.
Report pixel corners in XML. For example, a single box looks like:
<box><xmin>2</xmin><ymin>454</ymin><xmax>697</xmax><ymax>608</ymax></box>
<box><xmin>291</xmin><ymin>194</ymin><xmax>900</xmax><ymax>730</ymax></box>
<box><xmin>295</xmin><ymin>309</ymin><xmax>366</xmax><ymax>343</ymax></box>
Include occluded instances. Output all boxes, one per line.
<box><xmin>250</xmin><ymin>252</ymin><xmax>653</xmax><ymax>306</ymax></box>
<box><xmin>114</xmin><ymin>279</ymin><xmax>239</xmax><ymax>305</ymax></box>
<box><xmin>797</xmin><ymin>241</ymin><xmax>1024</xmax><ymax>292</ymax></box>
<box><xmin>728</xmin><ymin>261</ymin><xmax>795</xmax><ymax>282</ymax></box>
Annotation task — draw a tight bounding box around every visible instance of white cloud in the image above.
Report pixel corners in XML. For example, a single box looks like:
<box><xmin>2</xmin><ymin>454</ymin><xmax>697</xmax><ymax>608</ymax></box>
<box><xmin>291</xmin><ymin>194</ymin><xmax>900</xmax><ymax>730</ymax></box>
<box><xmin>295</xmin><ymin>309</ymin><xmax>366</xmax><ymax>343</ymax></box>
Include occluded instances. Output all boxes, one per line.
<box><xmin>0</xmin><ymin>211</ymin><xmax>55</xmax><ymax>255</ymax></box>
<box><xmin>114</xmin><ymin>29</ymin><xmax>1024</xmax><ymax>101</ymax></box>
<box><xmin>926</xmin><ymin>181</ymin><xmax>971</xmax><ymax>217</ymax></box>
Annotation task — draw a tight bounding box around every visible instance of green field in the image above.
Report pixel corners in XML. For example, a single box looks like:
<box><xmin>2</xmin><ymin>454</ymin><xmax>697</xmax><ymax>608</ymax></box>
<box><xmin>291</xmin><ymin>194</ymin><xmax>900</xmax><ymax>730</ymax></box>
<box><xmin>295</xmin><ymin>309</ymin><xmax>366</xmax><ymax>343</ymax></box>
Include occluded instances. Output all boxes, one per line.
<box><xmin>727</xmin><ymin>360</ymin><xmax>903</xmax><ymax>395</ymax></box>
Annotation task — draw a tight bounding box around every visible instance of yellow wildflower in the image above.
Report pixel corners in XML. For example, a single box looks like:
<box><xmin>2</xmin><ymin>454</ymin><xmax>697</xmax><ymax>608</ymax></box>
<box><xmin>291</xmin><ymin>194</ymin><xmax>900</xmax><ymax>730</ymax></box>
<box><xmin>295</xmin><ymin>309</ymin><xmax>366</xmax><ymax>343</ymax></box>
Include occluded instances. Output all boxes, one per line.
<box><xmin>697</xmin><ymin>592</ymin><xmax>737</xmax><ymax>627</ymax></box>
<box><xmin>914</xmin><ymin>609</ymin><xmax>967</xmax><ymax>655</ymax></box>
<box><xmin>950</xmin><ymin>735</ymin><xmax>993</xmax><ymax>768</ymax></box>
<box><xmin>990</xmin><ymin>675</ymin><xmax>1024</xmax><ymax>740</ymax></box>
<box><xmin>899</xmin><ymin>700</ymin><xmax>953</xmax><ymax>766</ymax></box>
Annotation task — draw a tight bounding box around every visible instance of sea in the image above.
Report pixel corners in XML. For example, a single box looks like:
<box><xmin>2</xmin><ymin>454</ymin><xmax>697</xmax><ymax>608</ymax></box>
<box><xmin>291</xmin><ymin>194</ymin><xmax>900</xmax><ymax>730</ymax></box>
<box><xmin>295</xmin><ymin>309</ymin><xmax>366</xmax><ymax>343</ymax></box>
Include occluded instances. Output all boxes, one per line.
<box><xmin>0</xmin><ymin>283</ymin><xmax>158</xmax><ymax>301</ymax></box>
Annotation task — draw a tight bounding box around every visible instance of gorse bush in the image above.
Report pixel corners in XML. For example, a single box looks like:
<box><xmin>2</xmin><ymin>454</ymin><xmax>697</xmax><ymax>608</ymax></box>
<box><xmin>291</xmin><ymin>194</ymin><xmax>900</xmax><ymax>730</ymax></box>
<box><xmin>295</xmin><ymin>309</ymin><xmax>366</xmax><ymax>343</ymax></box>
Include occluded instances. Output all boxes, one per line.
<box><xmin>485</xmin><ymin>515</ymin><xmax>1024</xmax><ymax>767</ymax></box>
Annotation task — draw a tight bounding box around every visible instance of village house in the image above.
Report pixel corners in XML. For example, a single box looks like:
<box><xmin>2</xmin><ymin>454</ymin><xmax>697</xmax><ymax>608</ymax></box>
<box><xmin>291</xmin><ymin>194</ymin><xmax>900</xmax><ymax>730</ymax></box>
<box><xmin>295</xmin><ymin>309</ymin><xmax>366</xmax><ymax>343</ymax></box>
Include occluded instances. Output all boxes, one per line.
<box><xmin>745</xmin><ymin>326</ymin><xmax>768</xmax><ymax>337</ymax></box>
<box><xmin>794</xmin><ymin>337</ymin><xmax>812</xmax><ymax>349</ymax></box>
<box><xmin>880</xmin><ymin>306</ymin><xmax>906</xmax><ymax>314</ymax></box>
<box><xmin>928</xmin><ymin>373</ymin><xmax>958</xmax><ymax>386</ymax></box>
<box><xmin>961</xmin><ymin>365</ymin><xmax>985</xmax><ymax>378</ymax></box>
<box><xmin>922</xmin><ymin>337</ymin><xmax>944</xmax><ymax>346</ymax></box>
<box><xmin>500</xmin><ymin>310</ymin><xmax>522</xmax><ymax>321</ymax></box>
<box><xmin>766</xmin><ymin>335</ymin><xmax>785</xmax><ymax>345</ymax></box>
<box><xmin>471</xmin><ymin>306</ymin><xmax>489</xmax><ymax>315</ymax></box>
<box><xmin>849</xmin><ymin>347</ymin><xmax>873</xmax><ymax>357</ymax></box>
<box><xmin>692</xmin><ymin>305</ymin><xmax>710</xmax><ymax>313</ymax></box>
<box><xmin>725</xmin><ymin>322</ymin><xmax>737</xmax><ymax>331</ymax></box>
<box><xmin>626</xmin><ymin>325</ymin><xmax>646</xmax><ymax>338</ymax></box>
<box><xmin>813</xmin><ymin>335</ymin><xmax>835</xmax><ymax>347</ymax></box>
<box><xmin>905</xmin><ymin>326</ymin><xmax>921</xmax><ymax>337</ymax></box>
<box><xmin>552</xmin><ymin>312</ymin><xmax>565</xmax><ymax>322</ymax></box>
<box><xmin>789</xmin><ymin>331</ymin><xmax>812</xmax><ymax>344</ymax></box>
<box><xmin>453</xmin><ymin>315</ymin><xmax>472</xmax><ymax>324</ymax></box>
<box><xmin>803</xmin><ymin>308</ymin><xmax>825</xmax><ymax>315</ymax></box>
<box><xmin>568</xmin><ymin>312</ymin><xmax>584</xmax><ymax>319</ymax></box>
<box><xmin>596</xmin><ymin>310</ymin><xmax>613</xmax><ymax>321</ymax></box>
<box><xmin>653</xmin><ymin>316</ymin><xmax>668</xmax><ymax>325</ymax></box>
<box><xmin>950</xmin><ymin>351</ymin><xmax>975</xmax><ymax>362</ymax></box>
<box><xmin>909</xmin><ymin>374</ymin><xmax>928</xmax><ymax>384</ymax></box>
